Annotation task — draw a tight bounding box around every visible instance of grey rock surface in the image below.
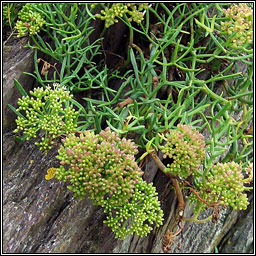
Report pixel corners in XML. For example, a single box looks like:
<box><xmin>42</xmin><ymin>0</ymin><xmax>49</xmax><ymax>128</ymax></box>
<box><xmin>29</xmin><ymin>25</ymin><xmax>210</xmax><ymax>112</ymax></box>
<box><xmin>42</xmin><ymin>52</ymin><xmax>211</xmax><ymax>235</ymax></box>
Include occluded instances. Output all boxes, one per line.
<box><xmin>3</xmin><ymin>38</ymin><xmax>35</xmax><ymax>133</ymax></box>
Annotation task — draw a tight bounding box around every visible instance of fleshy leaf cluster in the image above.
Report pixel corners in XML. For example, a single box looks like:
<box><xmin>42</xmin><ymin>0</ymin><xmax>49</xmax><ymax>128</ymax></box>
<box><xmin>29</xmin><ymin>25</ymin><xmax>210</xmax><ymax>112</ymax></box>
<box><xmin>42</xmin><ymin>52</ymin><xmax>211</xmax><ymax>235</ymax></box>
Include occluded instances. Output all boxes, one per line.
<box><xmin>221</xmin><ymin>3</ymin><xmax>253</xmax><ymax>48</ymax></box>
<box><xmin>55</xmin><ymin>127</ymin><xmax>163</xmax><ymax>239</ymax></box>
<box><xmin>15</xmin><ymin>3</ymin><xmax>46</xmax><ymax>38</ymax></box>
<box><xmin>92</xmin><ymin>3</ymin><xmax>149</xmax><ymax>28</ymax></box>
<box><xmin>14</xmin><ymin>83</ymin><xmax>78</xmax><ymax>151</ymax></box>
<box><xmin>160</xmin><ymin>124</ymin><xmax>206</xmax><ymax>179</ymax></box>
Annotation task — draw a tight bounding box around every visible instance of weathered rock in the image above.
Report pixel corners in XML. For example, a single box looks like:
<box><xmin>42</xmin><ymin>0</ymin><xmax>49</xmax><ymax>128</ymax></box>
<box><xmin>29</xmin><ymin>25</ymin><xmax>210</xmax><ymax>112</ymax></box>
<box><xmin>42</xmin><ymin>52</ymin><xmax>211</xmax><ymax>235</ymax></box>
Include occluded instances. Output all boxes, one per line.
<box><xmin>218</xmin><ymin>198</ymin><xmax>254</xmax><ymax>253</ymax></box>
<box><xmin>3</xmin><ymin>37</ymin><xmax>35</xmax><ymax>133</ymax></box>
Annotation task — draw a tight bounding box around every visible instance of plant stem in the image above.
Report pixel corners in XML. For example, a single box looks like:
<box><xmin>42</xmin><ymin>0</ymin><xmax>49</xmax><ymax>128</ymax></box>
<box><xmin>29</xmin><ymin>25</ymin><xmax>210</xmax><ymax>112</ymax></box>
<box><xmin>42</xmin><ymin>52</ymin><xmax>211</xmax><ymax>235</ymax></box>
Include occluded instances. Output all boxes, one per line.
<box><xmin>150</xmin><ymin>151</ymin><xmax>185</xmax><ymax>214</ymax></box>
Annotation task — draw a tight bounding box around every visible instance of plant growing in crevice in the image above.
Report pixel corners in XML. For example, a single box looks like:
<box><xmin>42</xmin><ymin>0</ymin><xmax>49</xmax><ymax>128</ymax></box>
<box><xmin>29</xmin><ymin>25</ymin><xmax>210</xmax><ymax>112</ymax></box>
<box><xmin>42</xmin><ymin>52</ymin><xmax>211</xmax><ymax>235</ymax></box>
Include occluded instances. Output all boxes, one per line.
<box><xmin>145</xmin><ymin>124</ymin><xmax>253</xmax><ymax>252</ymax></box>
<box><xmin>7</xmin><ymin>2</ymin><xmax>253</xmax><ymax>252</ymax></box>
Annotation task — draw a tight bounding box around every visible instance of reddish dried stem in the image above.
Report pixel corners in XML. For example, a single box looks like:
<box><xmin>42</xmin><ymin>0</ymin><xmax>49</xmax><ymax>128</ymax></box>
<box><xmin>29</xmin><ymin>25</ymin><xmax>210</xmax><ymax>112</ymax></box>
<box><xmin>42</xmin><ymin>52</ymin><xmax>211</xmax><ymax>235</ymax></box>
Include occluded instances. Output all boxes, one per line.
<box><xmin>184</xmin><ymin>181</ymin><xmax>216</xmax><ymax>208</ymax></box>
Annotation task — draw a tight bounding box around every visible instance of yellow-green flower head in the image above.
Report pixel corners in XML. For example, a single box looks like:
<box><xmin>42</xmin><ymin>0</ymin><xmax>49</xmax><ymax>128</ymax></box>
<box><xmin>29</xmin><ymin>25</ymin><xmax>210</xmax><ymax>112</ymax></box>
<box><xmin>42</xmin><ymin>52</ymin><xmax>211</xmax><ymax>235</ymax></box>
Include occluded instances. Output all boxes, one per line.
<box><xmin>204</xmin><ymin>162</ymin><xmax>250</xmax><ymax>210</ymax></box>
<box><xmin>160</xmin><ymin>124</ymin><xmax>206</xmax><ymax>179</ymax></box>
<box><xmin>221</xmin><ymin>3</ymin><xmax>253</xmax><ymax>48</ymax></box>
<box><xmin>103</xmin><ymin>179</ymin><xmax>164</xmax><ymax>239</ymax></box>
<box><xmin>91</xmin><ymin>3</ymin><xmax>149</xmax><ymax>28</ymax></box>
<box><xmin>14</xmin><ymin>83</ymin><xmax>78</xmax><ymax>152</ymax></box>
<box><xmin>15</xmin><ymin>3</ymin><xmax>46</xmax><ymax>38</ymax></box>
<box><xmin>55</xmin><ymin>127</ymin><xmax>163</xmax><ymax>238</ymax></box>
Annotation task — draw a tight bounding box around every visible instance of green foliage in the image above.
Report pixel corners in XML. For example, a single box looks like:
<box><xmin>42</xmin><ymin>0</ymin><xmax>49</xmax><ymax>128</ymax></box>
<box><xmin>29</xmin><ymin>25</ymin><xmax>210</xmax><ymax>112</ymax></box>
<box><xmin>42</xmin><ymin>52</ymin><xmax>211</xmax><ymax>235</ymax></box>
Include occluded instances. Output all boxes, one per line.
<box><xmin>13</xmin><ymin>83</ymin><xmax>79</xmax><ymax>151</ymax></box>
<box><xmin>21</xmin><ymin>3</ymin><xmax>104</xmax><ymax>95</ymax></box>
<box><xmin>160</xmin><ymin>124</ymin><xmax>206</xmax><ymax>179</ymax></box>
<box><xmin>3</xmin><ymin>3</ymin><xmax>25</xmax><ymax>29</ymax></box>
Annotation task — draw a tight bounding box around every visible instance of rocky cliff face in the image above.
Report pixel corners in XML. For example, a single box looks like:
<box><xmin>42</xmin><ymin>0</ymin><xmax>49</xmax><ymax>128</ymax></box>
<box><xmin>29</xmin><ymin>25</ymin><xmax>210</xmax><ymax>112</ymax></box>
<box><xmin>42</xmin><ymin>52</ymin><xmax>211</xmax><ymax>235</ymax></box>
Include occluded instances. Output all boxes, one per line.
<box><xmin>3</xmin><ymin>38</ymin><xmax>253</xmax><ymax>254</ymax></box>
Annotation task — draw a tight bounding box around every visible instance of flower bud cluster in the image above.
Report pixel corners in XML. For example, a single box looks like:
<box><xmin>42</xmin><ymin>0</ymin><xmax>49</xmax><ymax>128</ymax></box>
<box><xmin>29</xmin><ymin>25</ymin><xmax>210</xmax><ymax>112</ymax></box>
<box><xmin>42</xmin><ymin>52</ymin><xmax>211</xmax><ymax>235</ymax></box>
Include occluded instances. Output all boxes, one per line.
<box><xmin>160</xmin><ymin>124</ymin><xmax>206</xmax><ymax>179</ymax></box>
<box><xmin>56</xmin><ymin>127</ymin><xmax>143</xmax><ymax>205</ymax></box>
<box><xmin>203</xmin><ymin>162</ymin><xmax>249</xmax><ymax>210</ymax></box>
<box><xmin>92</xmin><ymin>3</ymin><xmax>149</xmax><ymax>28</ymax></box>
<box><xmin>221</xmin><ymin>3</ymin><xmax>253</xmax><ymax>48</ymax></box>
<box><xmin>14</xmin><ymin>83</ymin><xmax>78</xmax><ymax>151</ymax></box>
<box><xmin>55</xmin><ymin>127</ymin><xmax>163</xmax><ymax>239</ymax></box>
<box><xmin>15</xmin><ymin>3</ymin><xmax>46</xmax><ymax>38</ymax></box>
<box><xmin>103</xmin><ymin>179</ymin><xmax>164</xmax><ymax>239</ymax></box>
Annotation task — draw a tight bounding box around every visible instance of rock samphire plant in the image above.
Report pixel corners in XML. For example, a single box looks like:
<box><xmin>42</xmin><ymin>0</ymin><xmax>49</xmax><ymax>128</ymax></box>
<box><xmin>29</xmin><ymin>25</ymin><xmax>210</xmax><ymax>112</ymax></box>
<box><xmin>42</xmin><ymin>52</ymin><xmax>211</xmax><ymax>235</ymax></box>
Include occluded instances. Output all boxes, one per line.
<box><xmin>10</xmin><ymin>84</ymin><xmax>164</xmax><ymax>239</ymax></box>
<box><xmin>8</xmin><ymin>2</ymin><xmax>253</xmax><ymax>252</ymax></box>
<box><xmin>10</xmin><ymin>83</ymin><xmax>252</xmax><ymax>243</ymax></box>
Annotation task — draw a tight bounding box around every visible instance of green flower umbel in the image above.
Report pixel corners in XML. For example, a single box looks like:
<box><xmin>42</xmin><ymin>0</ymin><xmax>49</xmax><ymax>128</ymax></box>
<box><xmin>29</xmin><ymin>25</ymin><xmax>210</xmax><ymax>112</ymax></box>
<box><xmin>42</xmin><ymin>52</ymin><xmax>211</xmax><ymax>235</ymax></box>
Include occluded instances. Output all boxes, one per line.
<box><xmin>14</xmin><ymin>83</ymin><xmax>78</xmax><ymax>151</ymax></box>
<box><xmin>92</xmin><ymin>3</ymin><xmax>149</xmax><ymax>28</ymax></box>
<box><xmin>220</xmin><ymin>3</ymin><xmax>253</xmax><ymax>48</ymax></box>
<box><xmin>160</xmin><ymin>124</ymin><xmax>206</xmax><ymax>179</ymax></box>
<box><xmin>104</xmin><ymin>179</ymin><xmax>164</xmax><ymax>240</ymax></box>
<box><xmin>15</xmin><ymin>3</ymin><xmax>46</xmax><ymax>38</ymax></box>
<box><xmin>204</xmin><ymin>162</ymin><xmax>250</xmax><ymax>210</ymax></box>
<box><xmin>55</xmin><ymin>127</ymin><xmax>164</xmax><ymax>239</ymax></box>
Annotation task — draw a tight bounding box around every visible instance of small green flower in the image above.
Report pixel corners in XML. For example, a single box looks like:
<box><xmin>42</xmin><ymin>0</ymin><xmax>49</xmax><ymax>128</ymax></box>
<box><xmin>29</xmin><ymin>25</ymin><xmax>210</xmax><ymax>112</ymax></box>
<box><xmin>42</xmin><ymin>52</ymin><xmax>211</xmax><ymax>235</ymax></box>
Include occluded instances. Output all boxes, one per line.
<box><xmin>54</xmin><ymin>128</ymin><xmax>163</xmax><ymax>239</ymax></box>
<box><xmin>198</xmin><ymin>162</ymin><xmax>250</xmax><ymax>211</ymax></box>
<box><xmin>103</xmin><ymin>179</ymin><xmax>164</xmax><ymax>240</ymax></box>
<box><xmin>56</xmin><ymin>127</ymin><xmax>143</xmax><ymax>205</ymax></box>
